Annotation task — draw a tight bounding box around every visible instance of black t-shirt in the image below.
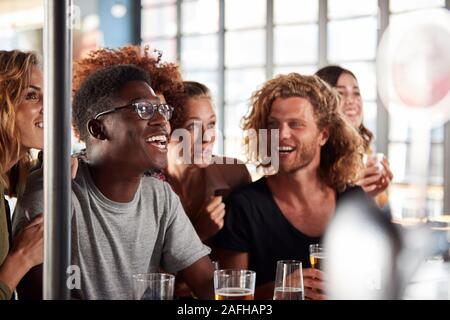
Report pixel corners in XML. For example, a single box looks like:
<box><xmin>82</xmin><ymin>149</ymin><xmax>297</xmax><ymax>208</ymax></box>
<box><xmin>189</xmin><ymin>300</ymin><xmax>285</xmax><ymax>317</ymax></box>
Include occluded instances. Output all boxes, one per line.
<box><xmin>214</xmin><ymin>177</ymin><xmax>371</xmax><ymax>287</ymax></box>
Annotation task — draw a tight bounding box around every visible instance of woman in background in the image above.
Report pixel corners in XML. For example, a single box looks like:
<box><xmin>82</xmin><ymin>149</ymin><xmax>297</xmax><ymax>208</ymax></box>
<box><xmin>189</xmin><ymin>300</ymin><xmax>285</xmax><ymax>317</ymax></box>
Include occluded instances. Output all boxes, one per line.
<box><xmin>166</xmin><ymin>81</ymin><xmax>251</xmax><ymax>298</ymax></box>
<box><xmin>166</xmin><ymin>81</ymin><xmax>251</xmax><ymax>243</ymax></box>
<box><xmin>316</xmin><ymin>65</ymin><xmax>393</xmax><ymax>208</ymax></box>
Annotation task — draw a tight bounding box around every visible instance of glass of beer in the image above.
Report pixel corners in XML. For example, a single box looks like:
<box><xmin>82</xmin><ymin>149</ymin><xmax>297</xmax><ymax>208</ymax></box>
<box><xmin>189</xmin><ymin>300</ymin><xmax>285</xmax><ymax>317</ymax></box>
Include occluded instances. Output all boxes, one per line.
<box><xmin>309</xmin><ymin>244</ymin><xmax>326</xmax><ymax>270</ymax></box>
<box><xmin>132</xmin><ymin>273</ymin><xmax>175</xmax><ymax>300</ymax></box>
<box><xmin>214</xmin><ymin>269</ymin><xmax>256</xmax><ymax>300</ymax></box>
<box><xmin>273</xmin><ymin>260</ymin><xmax>304</xmax><ymax>300</ymax></box>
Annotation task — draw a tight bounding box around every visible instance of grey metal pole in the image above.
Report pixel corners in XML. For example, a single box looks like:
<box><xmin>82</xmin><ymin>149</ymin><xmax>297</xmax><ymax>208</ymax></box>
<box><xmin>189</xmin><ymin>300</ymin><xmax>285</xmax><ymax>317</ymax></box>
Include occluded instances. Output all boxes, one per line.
<box><xmin>376</xmin><ymin>0</ymin><xmax>390</xmax><ymax>156</ymax></box>
<box><xmin>43</xmin><ymin>0</ymin><xmax>72</xmax><ymax>300</ymax></box>
<box><xmin>217</xmin><ymin>0</ymin><xmax>225</xmax><ymax>155</ymax></box>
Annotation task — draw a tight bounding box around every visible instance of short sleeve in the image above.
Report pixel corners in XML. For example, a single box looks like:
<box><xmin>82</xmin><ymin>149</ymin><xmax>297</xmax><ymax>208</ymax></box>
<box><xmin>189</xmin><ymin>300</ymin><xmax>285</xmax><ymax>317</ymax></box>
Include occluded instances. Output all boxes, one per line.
<box><xmin>161</xmin><ymin>185</ymin><xmax>211</xmax><ymax>273</ymax></box>
<box><xmin>213</xmin><ymin>192</ymin><xmax>253</xmax><ymax>252</ymax></box>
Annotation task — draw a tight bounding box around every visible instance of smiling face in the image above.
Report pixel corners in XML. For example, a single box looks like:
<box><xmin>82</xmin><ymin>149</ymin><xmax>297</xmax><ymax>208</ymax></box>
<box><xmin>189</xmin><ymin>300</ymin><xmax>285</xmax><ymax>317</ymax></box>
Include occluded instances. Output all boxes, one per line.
<box><xmin>14</xmin><ymin>66</ymin><xmax>44</xmax><ymax>151</ymax></box>
<box><xmin>335</xmin><ymin>72</ymin><xmax>363</xmax><ymax>128</ymax></box>
<box><xmin>268</xmin><ymin>97</ymin><xmax>328</xmax><ymax>174</ymax></box>
<box><xmin>98</xmin><ymin>80</ymin><xmax>170</xmax><ymax>172</ymax></box>
<box><xmin>171</xmin><ymin>95</ymin><xmax>216</xmax><ymax>168</ymax></box>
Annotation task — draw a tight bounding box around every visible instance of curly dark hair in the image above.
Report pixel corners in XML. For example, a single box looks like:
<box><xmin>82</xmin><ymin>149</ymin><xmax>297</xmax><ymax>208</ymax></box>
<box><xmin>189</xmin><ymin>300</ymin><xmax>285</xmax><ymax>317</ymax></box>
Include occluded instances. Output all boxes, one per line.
<box><xmin>72</xmin><ymin>45</ymin><xmax>184</xmax><ymax>137</ymax></box>
<box><xmin>72</xmin><ymin>64</ymin><xmax>152</xmax><ymax>142</ymax></box>
<box><xmin>315</xmin><ymin>65</ymin><xmax>374</xmax><ymax>152</ymax></box>
<box><xmin>244</xmin><ymin>73</ymin><xmax>364</xmax><ymax>191</ymax></box>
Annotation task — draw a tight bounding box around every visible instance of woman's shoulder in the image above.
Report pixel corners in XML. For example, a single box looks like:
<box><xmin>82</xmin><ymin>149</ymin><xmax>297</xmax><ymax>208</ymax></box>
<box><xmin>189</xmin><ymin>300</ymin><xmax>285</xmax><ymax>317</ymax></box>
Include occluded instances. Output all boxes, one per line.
<box><xmin>208</xmin><ymin>156</ymin><xmax>249</xmax><ymax>175</ymax></box>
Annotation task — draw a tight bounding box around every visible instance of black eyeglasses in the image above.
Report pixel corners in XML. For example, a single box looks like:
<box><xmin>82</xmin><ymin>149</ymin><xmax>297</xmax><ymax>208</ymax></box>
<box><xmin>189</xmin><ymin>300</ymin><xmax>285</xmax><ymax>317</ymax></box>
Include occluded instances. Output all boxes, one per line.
<box><xmin>94</xmin><ymin>100</ymin><xmax>174</xmax><ymax>121</ymax></box>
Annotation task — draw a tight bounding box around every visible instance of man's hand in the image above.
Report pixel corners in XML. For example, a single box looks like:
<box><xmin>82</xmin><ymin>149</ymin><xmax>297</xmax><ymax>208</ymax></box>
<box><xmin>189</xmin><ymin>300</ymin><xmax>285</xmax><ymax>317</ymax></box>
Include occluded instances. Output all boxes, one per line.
<box><xmin>303</xmin><ymin>268</ymin><xmax>327</xmax><ymax>300</ymax></box>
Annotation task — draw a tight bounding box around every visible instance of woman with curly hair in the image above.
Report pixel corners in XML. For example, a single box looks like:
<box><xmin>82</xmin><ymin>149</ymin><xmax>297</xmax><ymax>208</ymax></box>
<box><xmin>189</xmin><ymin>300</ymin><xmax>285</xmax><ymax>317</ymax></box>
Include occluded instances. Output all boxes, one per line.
<box><xmin>315</xmin><ymin>65</ymin><xmax>393</xmax><ymax>208</ymax></box>
<box><xmin>213</xmin><ymin>73</ymin><xmax>376</xmax><ymax>300</ymax></box>
<box><xmin>0</xmin><ymin>50</ymin><xmax>44</xmax><ymax>300</ymax></box>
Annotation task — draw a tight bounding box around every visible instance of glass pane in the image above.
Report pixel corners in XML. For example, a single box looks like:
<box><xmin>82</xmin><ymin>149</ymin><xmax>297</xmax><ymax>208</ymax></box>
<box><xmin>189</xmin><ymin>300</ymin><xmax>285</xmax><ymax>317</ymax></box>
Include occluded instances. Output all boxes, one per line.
<box><xmin>429</xmin><ymin>143</ymin><xmax>443</xmax><ymax>184</ymax></box>
<box><xmin>274</xmin><ymin>0</ymin><xmax>318</xmax><ymax>24</ymax></box>
<box><xmin>142</xmin><ymin>0</ymin><xmax>176</xmax><ymax>5</ymax></box>
<box><xmin>388</xmin><ymin>119</ymin><xmax>443</xmax><ymax>143</ymax></box>
<box><xmin>0</xmin><ymin>29</ymin><xmax>43</xmax><ymax>53</ymax></box>
<box><xmin>389</xmin><ymin>184</ymin><xmax>444</xmax><ymax>220</ymax></box>
<box><xmin>0</xmin><ymin>5</ymin><xmax>44</xmax><ymax>29</ymax></box>
<box><xmin>431</xmin><ymin>126</ymin><xmax>444</xmax><ymax>143</ymax></box>
<box><xmin>182</xmin><ymin>70</ymin><xmax>219</xmax><ymax>102</ymax></box>
<box><xmin>225</xmin><ymin>0</ymin><xmax>266</xmax><ymax>30</ymax></box>
<box><xmin>328</xmin><ymin>0</ymin><xmax>378</xmax><ymax>19</ymax></box>
<box><xmin>225</xmin><ymin>68</ymin><xmax>266</xmax><ymax>104</ymax></box>
<box><xmin>390</xmin><ymin>0</ymin><xmax>445</xmax><ymax>13</ymax></box>
<box><xmin>142</xmin><ymin>6</ymin><xmax>177</xmax><ymax>38</ymax></box>
<box><xmin>273</xmin><ymin>65</ymin><xmax>318</xmax><ymax>76</ymax></box>
<box><xmin>274</xmin><ymin>25</ymin><xmax>318</xmax><ymax>65</ymax></box>
<box><xmin>225</xmin><ymin>30</ymin><xmax>265</xmax><ymax>68</ymax></box>
<box><xmin>224</xmin><ymin>135</ymin><xmax>247</xmax><ymax>162</ymax></box>
<box><xmin>182</xmin><ymin>0</ymin><xmax>219</xmax><ymax>34</ymax></box>
<box><xmin>181</xmin><ymin>35</ymin><xmax>218</xmax><ymax>70</ymax></box>
<box><xmin>340</xmin><ymin>61</ymin><xmax>376</xmax><ymax>101</ymax></box>
<box><xmin>328</xmin><ymin>17</ymin><xmax>377</xmax><ymax>61</ymax></box>
<box><xmin>142</xmin><ymin>38</ymin><xmax>177</xmax><ymax>62</ymax></box>
<box><xmin>388</xmin><ymin>142</ymin><xmax>408</xmax><ymax>182</ymax></box>
<box><xmin>225</xmin><ymin>102</ymin><xmax>249</xmax><ymax>137</ymax></box>
<box><xmin>363</xmin><ymin>101</ymin><xmax>377</xmax><ymax>138</ymax></box>
<box><xmin>389</xmin><ymin>113</ymin><xmax>409</xmax><ymax>141</ymax></box>
<box><xmin>225</xmin><ymin>102</ymin><xmax>249</xmax><ymax>160</ymax></box>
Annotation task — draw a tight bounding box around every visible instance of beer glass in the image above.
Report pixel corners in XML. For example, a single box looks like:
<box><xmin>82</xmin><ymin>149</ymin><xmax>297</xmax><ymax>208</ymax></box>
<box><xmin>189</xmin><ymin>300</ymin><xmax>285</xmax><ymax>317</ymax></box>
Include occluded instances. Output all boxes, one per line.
<box><xmin>273</xmin><ymin>260</ymin><xmax>304</xmax><ymax>300</ymax></box>
<box><xmin>132</xmin><ymin>273</ymin><xmax>175</xmax><ymax>300</ymax></box>
<box><xmin>309</xmin><ymin>244</ymin><xmax>326</xmax><ymax>270</ymax></box>
<box><xmin>214</xmin><ymin>269</ymin><xmax>256</xmax><ymax>300</ymax></box>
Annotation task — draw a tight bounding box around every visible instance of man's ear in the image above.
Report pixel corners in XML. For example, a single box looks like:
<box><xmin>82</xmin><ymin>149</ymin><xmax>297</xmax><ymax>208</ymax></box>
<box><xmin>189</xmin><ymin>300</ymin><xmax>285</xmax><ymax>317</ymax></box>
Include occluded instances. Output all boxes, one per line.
<box><xmin>319</xmin><ymin>127</ymin><xmax>329</xmax><ymax>146</ymax></box>
<box><xmin>87</xmin><ymin>119</ymin><xmax>107</xmax><ymax>141</ymax></box>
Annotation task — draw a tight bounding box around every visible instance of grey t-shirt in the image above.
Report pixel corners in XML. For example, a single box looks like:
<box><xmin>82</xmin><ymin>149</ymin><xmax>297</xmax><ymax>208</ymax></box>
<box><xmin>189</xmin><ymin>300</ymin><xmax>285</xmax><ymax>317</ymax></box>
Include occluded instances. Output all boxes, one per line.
<box><xmin>12</xmin><ymin>159</ymin><xmax>210</xmax><ymax>300</ymax></box>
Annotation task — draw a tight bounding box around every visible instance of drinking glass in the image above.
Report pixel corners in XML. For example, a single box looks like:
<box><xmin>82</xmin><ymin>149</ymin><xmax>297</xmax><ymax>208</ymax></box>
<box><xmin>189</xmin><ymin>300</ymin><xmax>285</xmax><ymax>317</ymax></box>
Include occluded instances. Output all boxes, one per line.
<box><xmin>309</xmin><ymin>244</ymin><xmax>326</xmax><ymax>270</ymax></box>
<box><xmin>214</xmin><ymin>269</ymin><xmax>256</xmax><ymax>300</ymax></box>
<box><xmin>273</xmin><ymin>260</ymin><xmax>304</xmax><ymax>300</ymax></box>
<box><xmin>132</xmin><ymin>273</ymin><xmax>175</xmax><ymax>300</ymax></box>
<box><xmin>363</xmin><ymin>153</ymin><xmax>385</xmax><ymax>173</ymax></box>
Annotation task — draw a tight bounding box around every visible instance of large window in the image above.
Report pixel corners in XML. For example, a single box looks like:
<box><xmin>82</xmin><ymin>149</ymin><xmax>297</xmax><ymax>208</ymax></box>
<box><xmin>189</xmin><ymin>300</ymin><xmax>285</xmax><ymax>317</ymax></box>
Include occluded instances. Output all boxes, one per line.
<box><xmin>141</xmin><ymin>0</ymin><xmax>178</xmax><ymax>61</ymax></box>
<box><xmin>141</xmin><ymin>0</ymin><xmax>450</xmax><ymax>217</ymax></box>
<box><xmin>386</xmin><ymin>0</ymin><xmax>448</xmax><ymax>220</ymax></box>
<box><xmin>327</xmin><ymin>0</ymin><xmax>378</xmax><ymax>138</ymax></box>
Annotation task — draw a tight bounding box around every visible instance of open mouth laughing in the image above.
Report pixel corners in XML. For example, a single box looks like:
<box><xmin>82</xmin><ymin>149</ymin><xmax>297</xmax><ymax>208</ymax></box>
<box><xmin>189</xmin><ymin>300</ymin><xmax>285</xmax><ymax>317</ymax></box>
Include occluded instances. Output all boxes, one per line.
<box><xmin>278</xmin><ymin>145</ymin><xmax>296</xmax><ymax>155</ymax></box>
<box><xmin>145</xmin><ymin>134</ymin><xmax>169</xmax><ymax>151</ymax></box>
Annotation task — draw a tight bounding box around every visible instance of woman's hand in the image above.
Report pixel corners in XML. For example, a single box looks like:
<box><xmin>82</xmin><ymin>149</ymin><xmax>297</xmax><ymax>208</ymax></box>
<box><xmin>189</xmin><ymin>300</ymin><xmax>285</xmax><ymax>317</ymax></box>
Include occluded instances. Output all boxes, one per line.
<box><xmin>193</xmin><ymin>196</ymin><xmax>226</xmax><ymax>241</ymax></box>
<box><xmin>356</xmin><ymin>157</ymin><xmax>393</xmax><ymax>198</ymax></box>
<box><xmin>10</xmin><ymin>214</ymin><xmax>44</xmax><ymax>270</ymax></box>
<box><xmin>303</xmin><ymin>268</ymin><xmax>327</xmax><ymax>300</ymax></box>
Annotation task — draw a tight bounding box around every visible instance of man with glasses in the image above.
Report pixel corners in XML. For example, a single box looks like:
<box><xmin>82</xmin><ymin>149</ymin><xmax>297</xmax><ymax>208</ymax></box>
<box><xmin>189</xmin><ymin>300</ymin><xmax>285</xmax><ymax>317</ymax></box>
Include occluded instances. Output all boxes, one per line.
<box><xmin>13</xmin><ymin>65</ymin><xmax>215</xmax><ymax>299</ymax></box>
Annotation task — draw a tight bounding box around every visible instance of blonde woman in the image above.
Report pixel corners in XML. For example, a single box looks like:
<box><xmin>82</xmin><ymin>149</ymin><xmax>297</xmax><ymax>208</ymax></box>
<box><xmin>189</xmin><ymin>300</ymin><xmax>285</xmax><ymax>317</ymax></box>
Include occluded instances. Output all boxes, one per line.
<box><xmin>0</xmin><ymin>50</ymin><xmax>44</xmax><ymax>300</ymax></box>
